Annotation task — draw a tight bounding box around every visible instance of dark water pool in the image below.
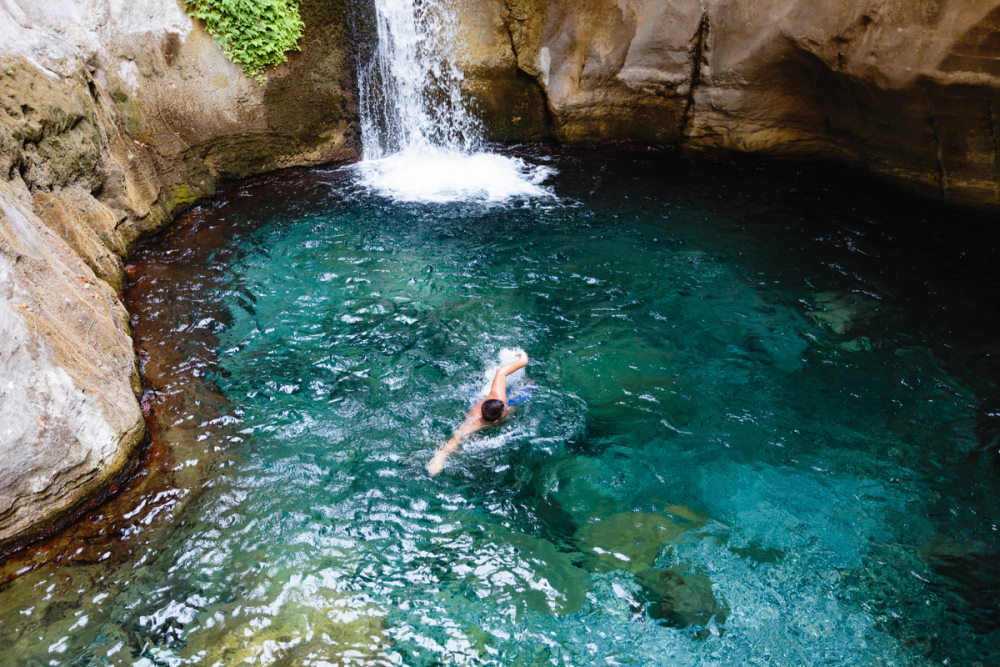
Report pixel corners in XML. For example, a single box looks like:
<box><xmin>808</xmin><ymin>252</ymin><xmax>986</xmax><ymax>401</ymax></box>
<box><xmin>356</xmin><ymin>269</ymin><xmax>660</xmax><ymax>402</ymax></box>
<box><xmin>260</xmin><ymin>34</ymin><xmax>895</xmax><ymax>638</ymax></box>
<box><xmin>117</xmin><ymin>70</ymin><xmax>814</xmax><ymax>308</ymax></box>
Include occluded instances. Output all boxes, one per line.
<box><xmin>1</xmin><ymin>147</ymin><xmax>998</xmax><ymax>665</ymax></box>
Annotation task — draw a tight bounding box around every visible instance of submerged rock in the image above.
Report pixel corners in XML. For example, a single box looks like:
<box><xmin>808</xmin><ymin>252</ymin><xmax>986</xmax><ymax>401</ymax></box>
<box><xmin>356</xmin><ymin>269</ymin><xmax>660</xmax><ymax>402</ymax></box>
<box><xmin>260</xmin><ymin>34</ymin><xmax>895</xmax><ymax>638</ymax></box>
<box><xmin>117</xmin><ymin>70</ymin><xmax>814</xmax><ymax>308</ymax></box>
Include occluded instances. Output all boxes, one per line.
<box><xmin>464</xmin><ymin>523</ymin><xmax>593</xmax><ymax>617</ymax></box>
<box><xmin>181</xmin><ymin>597</ymin><xmax>391</xmax><ymax>666</ymax></box>
<box><xmin>919</xmin><ymin>534</ymin><xmax>1000</xmax><ymax>633</ymax></box>
<box><xmin>573</xmin><ymin>508</ymin><xmax>728</xmax><ymax>628</ymax></box>
<box><xmin>809</xmin><ymin>291</ymin><xmax>879</xmax><ymax>336</ymax></box>
<box><xmin>532</xmin><ymin>455</ymin><xmax>620</xmax><ymax>527</ymax></box>
<box><xmin>575</xmin><ymin>511</ymin><xmax>691</xmax><ymax>573</ymax></box>
<box><xmin>729</xmin><ymin>541</ymin><xmax>787</xmax><ymax>565</ymax></box>
<box><xmin>635</xmin><ymin>566</ymin><xmax>730</xmax><ymax>629</ymax></box>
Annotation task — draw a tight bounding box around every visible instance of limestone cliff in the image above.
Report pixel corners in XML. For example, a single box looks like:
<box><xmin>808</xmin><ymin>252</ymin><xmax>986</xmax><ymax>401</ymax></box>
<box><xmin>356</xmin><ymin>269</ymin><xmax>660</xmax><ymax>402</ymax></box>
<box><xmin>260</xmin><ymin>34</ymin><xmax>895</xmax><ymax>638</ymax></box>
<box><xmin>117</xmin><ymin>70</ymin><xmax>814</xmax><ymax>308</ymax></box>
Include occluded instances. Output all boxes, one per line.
<box><xmin>455</xmin><ymin>0</ymin><xmax>1000</xmax><ymax>208</ymax></box>
<box><xmin>0</xmin><ymin>0</ymin><xmax>357</xmax><ymax>553</ymax></box>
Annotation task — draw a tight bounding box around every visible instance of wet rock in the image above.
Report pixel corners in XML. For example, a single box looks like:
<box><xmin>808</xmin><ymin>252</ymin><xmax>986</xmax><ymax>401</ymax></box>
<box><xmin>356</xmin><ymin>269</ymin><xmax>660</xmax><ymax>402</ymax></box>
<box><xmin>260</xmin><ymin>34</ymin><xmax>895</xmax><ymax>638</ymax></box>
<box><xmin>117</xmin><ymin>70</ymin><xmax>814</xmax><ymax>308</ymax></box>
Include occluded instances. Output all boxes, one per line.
<box><xmin>0</xmin><ymin>184</ymin><xmax>144</xmax><ymax>552</ymax></box>
<box><xmin>449</xmin><ymin>0</ymin><xmax>552</xmax><ymax>141</ymax></box>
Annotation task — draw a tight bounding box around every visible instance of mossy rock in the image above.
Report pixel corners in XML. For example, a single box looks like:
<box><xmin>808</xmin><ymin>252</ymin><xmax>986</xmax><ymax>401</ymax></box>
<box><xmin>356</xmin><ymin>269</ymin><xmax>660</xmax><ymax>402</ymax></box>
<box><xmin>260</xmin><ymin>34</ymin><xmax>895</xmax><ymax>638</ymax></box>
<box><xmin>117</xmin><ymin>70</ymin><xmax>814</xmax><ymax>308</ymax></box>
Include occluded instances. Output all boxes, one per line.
<box><xmin>164</xmin><ymin>183</ymin><xmax>203</xmax><ymax>213</ymax></box>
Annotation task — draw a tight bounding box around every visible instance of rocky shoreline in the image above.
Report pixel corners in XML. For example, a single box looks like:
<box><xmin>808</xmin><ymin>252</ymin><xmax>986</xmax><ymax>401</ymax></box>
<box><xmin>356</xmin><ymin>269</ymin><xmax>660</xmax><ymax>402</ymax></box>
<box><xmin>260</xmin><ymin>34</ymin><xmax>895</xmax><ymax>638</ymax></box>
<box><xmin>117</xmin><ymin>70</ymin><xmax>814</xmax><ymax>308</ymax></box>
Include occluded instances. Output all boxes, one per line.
<box><xmin>1</xmin><ymin>0</ymin><xmax>997</xmax><ymax>554</ymax></box>
<box><xmin>0</xmin><ymin>0</ymin><xmax>357</xmax><ymax>553</ymax></box>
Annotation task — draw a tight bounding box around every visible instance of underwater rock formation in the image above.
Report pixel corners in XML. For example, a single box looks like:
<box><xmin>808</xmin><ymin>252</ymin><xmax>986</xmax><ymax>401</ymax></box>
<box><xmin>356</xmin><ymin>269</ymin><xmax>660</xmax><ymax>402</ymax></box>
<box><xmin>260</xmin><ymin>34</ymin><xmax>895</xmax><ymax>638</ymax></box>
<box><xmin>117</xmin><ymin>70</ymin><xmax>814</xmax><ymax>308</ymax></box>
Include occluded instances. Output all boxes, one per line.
<box><xmin>574</xmin><ymin>510</ymin><xmax>730</xmax><ymax>628</ymax></box>
<box><xmin>0</xmin><ymin>0</ymin><xmax>357</xmax><ymax>552</ymax></box>
<box><xmin>456</xmin><ymin>0</ymin><xmax>1000</xmax><ymax>208</ymax></box>
<box><xmin>181</xmin><ymin>595</ymin><xmax>390</xmax><ymax>664</ymax></box>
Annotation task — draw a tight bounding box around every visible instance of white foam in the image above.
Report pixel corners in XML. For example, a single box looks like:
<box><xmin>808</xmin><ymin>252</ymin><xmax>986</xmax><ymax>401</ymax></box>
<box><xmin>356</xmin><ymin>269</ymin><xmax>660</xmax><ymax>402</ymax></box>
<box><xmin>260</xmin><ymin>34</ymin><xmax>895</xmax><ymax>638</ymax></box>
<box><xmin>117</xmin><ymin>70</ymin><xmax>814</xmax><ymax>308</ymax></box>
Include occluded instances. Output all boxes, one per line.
<box><xmin>497</xmin><ymin>347</ymin><xmax>528</xmax><ymax>384</ymax></box>
<box><xmin>355</xmin><ymin>147</ymin><xmax>553</xmax><ymax>203</ymax></box>
<box><xmin>479</xmin><ymin>347</ymin><xmax>528</xmax><ymax>395</ymax></box>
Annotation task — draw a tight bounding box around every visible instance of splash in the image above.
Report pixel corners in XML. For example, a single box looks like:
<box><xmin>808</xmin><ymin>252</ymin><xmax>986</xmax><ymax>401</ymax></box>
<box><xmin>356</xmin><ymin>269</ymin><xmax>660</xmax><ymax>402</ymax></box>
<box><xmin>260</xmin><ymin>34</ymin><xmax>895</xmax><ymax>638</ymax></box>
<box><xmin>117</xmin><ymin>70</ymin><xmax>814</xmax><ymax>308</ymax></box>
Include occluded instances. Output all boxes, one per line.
<box><xmin>356</xmin><ymin>0</ymin><xmax>552</xmax><ymax>202</ymax></box>
<box><xmin>356</xmin><ymin>147</ymin><xmax>551</xmax><ymax>203</ymax></box>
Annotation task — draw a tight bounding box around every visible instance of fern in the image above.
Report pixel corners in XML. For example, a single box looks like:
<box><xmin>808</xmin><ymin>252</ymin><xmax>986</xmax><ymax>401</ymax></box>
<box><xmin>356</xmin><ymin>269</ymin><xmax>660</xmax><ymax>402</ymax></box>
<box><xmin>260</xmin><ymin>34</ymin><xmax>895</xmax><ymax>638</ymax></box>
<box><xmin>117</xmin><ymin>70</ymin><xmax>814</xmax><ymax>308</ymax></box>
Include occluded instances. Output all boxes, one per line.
<box><xmin>184</xmin><ymin>0</ymin><xmax>305</xmax><ymax>81</ymax></box>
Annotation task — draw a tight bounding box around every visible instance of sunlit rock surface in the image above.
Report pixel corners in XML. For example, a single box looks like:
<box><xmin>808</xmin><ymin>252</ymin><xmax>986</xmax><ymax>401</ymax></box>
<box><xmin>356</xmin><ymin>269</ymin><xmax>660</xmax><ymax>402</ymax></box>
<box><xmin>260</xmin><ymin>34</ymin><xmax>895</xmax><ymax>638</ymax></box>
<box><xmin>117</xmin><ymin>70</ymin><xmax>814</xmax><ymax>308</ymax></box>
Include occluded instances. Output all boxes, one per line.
<box><xmin>456</xmin><ymin>0</ymin><xmax>1000</xmax><ymax>208</ymax></box>
<box><xmin>0</xmin><ymin>0</ymin><xmax>357</xmax><ymax>551</ymax></box>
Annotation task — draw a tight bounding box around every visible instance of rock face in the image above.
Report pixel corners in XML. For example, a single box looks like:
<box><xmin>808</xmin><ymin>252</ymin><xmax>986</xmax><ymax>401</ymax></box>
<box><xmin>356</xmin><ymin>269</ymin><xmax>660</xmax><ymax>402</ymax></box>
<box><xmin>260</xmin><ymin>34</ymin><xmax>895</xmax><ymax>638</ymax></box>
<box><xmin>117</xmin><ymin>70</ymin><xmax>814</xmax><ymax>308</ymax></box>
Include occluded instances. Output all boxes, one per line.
<box><xmin>449</xmin><ymin>1</ymin><xmax>552</xmax><ymax>141</ymax></box>
<box><xmin>456</xmin><ymin>0</ymin><xmax>1000</xmax><ymax>208</ymax></box>
<box><xmin>0</xmin><ymin>0</ymin><xmax>357</xmax><ymax>552</ymax></box>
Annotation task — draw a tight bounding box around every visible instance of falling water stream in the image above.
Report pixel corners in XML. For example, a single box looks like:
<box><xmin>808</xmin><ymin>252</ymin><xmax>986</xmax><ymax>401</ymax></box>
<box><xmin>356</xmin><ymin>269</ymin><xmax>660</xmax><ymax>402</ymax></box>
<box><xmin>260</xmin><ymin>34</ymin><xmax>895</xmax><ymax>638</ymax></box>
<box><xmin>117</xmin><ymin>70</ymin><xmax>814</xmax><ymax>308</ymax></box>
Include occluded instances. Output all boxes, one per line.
<box><xmin>354</xmin><ymin>0</ymin><xmax>551</xmax><ymax>202</ymax></box>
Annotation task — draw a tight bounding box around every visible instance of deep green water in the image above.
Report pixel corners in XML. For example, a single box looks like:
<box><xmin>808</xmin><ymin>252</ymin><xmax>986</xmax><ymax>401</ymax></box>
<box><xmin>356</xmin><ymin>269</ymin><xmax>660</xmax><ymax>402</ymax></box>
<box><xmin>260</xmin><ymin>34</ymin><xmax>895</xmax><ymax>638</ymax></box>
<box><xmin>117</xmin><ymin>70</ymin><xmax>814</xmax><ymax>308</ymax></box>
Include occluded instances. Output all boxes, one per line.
<box><xmin>2</xmin><ymin>148</ymin><xmax>998</xmax><ymax>665</ymax></box>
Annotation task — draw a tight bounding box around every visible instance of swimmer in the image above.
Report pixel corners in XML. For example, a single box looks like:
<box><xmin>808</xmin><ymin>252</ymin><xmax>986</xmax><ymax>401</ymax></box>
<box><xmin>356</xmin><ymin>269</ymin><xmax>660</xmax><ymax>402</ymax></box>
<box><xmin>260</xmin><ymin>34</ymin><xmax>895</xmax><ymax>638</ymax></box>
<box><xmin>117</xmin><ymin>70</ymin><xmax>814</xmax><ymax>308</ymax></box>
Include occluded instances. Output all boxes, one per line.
<box><xmin>426</xmin><ymin>350</ymin><xmax>529</xmax><ymax>476</ymax></box>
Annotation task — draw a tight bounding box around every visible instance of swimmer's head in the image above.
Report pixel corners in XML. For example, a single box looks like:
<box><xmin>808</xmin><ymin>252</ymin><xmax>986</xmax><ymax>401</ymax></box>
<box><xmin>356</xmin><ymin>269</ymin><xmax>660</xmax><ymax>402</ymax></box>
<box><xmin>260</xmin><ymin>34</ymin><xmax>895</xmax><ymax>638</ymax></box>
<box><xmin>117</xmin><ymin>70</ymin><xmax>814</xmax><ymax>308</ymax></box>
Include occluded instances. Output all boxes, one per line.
<box><xmin>481</xmin><ymin>399</ymin><xmax>505</xmax><ymax>422</ymax></box>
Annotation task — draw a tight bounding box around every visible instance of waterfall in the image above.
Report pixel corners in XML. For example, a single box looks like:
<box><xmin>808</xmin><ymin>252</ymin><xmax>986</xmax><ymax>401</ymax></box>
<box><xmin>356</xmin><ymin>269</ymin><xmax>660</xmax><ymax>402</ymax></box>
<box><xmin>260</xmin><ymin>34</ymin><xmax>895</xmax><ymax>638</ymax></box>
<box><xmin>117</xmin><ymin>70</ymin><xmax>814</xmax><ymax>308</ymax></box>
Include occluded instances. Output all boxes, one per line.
<box><xmin>355</xmin><ymin>0</ymin><xmax>552</xmax><ymax>202</ymax></box>
<box><xmin>358</xmin><ymin>0</ymin><xmax>479</xmax><ymax>158</ymax></box>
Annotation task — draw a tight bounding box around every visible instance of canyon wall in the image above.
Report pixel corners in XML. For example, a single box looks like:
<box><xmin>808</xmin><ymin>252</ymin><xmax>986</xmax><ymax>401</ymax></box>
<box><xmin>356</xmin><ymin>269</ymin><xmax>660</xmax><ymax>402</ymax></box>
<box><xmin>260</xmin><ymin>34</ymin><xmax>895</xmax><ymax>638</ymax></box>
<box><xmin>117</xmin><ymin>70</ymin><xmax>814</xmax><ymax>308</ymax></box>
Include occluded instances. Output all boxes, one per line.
<box><xmin>0</xmin><ymin>0</ymin><xmax>357</xmax><ymax>553</ymax></box>
<box><xmin>455</xmin><ymin>0</ymin><xmax>1000</xmax><ymax>208</ymax></box>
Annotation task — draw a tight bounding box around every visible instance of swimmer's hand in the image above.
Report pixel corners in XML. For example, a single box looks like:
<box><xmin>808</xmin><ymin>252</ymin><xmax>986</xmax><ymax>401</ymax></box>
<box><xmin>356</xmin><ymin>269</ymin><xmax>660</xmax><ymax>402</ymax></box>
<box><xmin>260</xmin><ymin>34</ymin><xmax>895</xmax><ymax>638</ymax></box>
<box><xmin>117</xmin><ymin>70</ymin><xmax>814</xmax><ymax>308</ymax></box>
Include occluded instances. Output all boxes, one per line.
<box><xmin>426</xmin><ymin>453</ymin><xmax>446</xmax><ymax>477</ymax></box>
<box><xmin>427</xmin><ymin>428</ymin><xmax>469</xmax><ymax>477</ymax></box>
<box><xmin>428</xmin><ymin>440</ymin><xmax>458</xmax><ymax>476</ymax></box>
<box><xmin>498</xmin><ymin>351</ymin><xmax>529</xmax><ymax>377</ymax></box>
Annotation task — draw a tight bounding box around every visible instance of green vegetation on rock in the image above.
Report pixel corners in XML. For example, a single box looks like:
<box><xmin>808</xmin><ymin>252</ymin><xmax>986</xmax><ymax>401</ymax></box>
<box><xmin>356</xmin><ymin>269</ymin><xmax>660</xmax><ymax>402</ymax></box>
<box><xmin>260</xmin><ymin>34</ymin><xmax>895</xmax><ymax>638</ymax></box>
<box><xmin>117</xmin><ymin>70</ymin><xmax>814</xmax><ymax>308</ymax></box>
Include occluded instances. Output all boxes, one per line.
<box><xmin>184</xmin><ymin>0</ymin><xmax>304</xmax><ymax>81</ymax></box>
<box><xmin>164</xmin><ymin>183</ymin><xmax>200</xmax><ymax>213</ymax></box>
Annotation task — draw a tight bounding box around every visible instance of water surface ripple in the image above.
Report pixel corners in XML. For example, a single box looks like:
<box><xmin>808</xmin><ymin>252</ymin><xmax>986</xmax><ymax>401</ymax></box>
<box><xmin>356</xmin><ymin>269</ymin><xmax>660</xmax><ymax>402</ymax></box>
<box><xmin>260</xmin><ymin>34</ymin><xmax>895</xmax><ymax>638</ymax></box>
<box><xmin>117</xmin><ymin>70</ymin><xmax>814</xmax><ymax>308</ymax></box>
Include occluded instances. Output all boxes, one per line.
<box><xmin>1</xmin><ymin>148</ymin><xmax>998</xmax><ymax>665</ymax></box>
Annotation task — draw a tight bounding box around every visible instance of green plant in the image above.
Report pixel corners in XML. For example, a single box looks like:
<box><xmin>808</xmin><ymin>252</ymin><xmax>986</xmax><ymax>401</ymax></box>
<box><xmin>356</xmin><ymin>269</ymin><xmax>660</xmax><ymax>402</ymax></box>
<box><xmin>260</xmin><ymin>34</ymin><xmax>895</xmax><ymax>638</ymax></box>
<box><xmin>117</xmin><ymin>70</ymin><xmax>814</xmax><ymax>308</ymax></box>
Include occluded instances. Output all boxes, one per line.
<box><xmin>184</xmin><ymin>0</ymin><xmax>304</xmax><ymax>82</ymax></box>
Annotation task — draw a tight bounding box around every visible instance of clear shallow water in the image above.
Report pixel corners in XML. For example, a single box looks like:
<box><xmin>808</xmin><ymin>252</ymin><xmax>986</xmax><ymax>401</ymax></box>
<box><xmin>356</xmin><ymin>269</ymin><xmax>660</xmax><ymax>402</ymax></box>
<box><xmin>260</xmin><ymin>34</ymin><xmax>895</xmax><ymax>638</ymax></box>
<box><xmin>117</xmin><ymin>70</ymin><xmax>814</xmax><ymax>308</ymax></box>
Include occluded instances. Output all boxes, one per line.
<box><xmin>1</xmin><ymin>148</ymin><xmax>999</xmax><ymax>665</ymax></box>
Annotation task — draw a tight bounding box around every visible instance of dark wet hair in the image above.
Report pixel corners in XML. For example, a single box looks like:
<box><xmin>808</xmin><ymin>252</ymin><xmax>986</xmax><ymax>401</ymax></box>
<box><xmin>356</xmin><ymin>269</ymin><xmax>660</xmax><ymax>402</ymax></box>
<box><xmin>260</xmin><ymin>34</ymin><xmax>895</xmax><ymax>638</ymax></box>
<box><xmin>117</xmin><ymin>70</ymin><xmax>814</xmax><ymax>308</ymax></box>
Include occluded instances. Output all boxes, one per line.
<box><xmin>481</xmin><ymin>399</ymin><xmax>505</xmax><ymax>422</ymax></box>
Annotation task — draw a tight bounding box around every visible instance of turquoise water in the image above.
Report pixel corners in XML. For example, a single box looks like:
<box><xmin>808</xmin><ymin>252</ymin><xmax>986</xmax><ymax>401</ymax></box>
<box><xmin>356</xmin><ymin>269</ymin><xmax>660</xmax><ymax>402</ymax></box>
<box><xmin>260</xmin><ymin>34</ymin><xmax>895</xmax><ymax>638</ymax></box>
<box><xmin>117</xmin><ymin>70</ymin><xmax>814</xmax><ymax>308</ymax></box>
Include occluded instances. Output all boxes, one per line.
<box><xmin>1</xmin><ymin>148</ymin><xmax>998</xmax><ymax>665</ymax></box>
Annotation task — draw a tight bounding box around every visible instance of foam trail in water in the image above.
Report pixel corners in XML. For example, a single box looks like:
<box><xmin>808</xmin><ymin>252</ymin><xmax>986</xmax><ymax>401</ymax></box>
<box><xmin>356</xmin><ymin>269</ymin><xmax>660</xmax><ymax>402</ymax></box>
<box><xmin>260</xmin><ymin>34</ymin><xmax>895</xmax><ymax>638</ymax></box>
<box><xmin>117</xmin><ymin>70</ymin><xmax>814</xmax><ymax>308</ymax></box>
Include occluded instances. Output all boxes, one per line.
<box><xmin>357</xmin><ymin>0</ymin><xmax>552</xmax><ymax>203</ymax></box>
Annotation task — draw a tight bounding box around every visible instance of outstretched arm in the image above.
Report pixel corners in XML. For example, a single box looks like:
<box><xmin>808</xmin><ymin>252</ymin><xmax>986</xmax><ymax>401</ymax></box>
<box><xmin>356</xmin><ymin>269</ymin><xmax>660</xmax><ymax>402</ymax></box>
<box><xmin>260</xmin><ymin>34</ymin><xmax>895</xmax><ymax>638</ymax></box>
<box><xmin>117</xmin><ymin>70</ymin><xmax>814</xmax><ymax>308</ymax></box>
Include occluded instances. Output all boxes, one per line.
<box><xmin>427</xmin><ymin>407</ymin><xmax>481</xmax><ymax>476</ymax></box>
